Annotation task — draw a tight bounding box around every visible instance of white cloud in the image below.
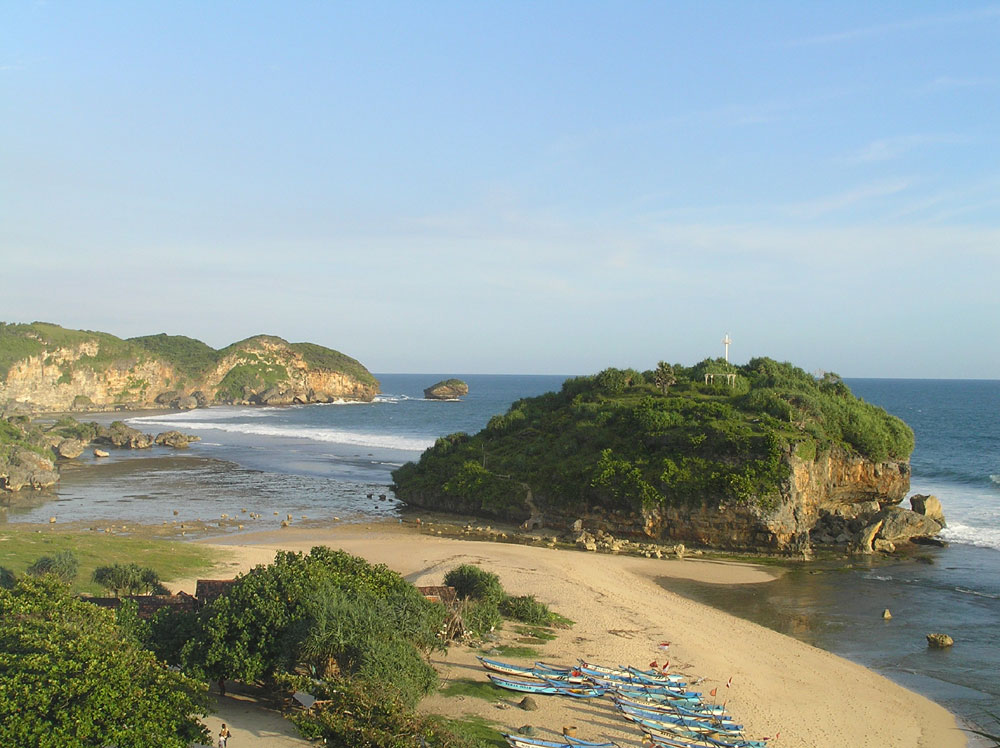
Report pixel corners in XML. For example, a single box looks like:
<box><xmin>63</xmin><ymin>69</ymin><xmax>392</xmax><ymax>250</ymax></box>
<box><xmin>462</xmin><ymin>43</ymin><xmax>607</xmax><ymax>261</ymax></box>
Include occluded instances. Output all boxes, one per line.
<box><xmin>844</xmin><ymin>134</ymin><xmax>971</xmax><ymax>163</ymax></box>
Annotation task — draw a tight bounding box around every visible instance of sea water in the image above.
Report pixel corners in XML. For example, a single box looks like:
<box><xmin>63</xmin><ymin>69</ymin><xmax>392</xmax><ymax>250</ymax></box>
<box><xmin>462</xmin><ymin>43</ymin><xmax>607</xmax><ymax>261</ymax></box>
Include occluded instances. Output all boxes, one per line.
<box><xmin>4</xmin><ymin>374</ymin><xmax>998</xmax><ymax>732</ymax></box>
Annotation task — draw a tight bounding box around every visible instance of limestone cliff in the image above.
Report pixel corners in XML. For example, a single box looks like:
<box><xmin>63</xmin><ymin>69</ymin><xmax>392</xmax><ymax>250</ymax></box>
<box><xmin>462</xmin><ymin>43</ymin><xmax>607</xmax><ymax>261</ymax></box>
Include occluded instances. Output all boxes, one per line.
<box><xmin>0</xmin><ymin>323</ymin><xmax>378</xmax><ymax>412</ymax></box>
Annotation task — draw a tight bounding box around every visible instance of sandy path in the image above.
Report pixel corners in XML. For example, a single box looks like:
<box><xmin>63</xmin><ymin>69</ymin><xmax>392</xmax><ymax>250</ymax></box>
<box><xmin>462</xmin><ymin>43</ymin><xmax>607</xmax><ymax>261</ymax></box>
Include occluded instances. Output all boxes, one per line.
<box><xmin>175</xmin><ymin>523</ymin><xmax>965</xmax><ymax>748</ymax></box>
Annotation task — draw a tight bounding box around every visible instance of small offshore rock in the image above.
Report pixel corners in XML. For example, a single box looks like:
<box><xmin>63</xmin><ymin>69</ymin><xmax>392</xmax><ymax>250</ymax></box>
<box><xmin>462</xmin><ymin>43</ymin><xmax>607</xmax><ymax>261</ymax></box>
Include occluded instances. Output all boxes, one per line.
<box><xmin>882</xmin><ymin>608</ymin><xmax>892</xmax><ymax>620</ymax></box>
<box><xmin>927</xmin><ymin>633</ymin><xmax>953</xmax><ymax>648</ymax></box>
<box><xmin>93</xmin><ymin>449</ymin><xmax>110</xmax><ymax>458</ymax></box>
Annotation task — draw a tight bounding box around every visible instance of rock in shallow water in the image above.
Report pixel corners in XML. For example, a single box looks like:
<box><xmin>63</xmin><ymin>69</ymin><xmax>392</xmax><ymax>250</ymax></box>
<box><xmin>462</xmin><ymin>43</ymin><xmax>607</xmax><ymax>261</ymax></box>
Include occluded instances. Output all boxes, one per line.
<box><xmin>927</xmin><ymin>632</ymin><xmax>954</xmax><ymax>648</ymax></box>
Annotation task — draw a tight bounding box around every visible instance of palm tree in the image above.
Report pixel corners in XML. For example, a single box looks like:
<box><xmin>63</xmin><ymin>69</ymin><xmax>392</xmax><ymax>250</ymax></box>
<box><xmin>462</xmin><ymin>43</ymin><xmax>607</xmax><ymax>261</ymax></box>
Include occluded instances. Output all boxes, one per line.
<box><xmin>653</xmin><ymin>361</ymin><xmax>677</xmax><ymax>394</ymax></box>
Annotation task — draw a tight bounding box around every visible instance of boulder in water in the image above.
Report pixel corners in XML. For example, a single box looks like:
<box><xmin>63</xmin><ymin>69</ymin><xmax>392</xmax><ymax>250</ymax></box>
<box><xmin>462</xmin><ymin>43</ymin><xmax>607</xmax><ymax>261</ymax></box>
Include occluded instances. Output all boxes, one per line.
<box><xmin>926</xmin><ymin>633</ymin><xmax>953</xmax><ymax>648</ymax></box>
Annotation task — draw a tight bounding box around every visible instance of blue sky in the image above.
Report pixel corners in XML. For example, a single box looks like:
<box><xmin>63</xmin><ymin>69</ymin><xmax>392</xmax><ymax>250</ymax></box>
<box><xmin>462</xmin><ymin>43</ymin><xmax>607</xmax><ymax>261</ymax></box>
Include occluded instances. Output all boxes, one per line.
<box><xmin>2</xmin><ymin>2</ymin><xmax>998</xmax><ymax>377</ymax></box>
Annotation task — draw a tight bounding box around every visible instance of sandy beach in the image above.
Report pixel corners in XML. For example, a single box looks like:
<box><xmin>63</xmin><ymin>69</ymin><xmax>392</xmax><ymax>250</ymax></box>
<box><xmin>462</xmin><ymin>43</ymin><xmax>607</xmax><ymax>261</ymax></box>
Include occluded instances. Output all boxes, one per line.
<box><xmin>170</xmin><ymin>522</ymin><xmax>966</xmax><ymax>748</ymax></box>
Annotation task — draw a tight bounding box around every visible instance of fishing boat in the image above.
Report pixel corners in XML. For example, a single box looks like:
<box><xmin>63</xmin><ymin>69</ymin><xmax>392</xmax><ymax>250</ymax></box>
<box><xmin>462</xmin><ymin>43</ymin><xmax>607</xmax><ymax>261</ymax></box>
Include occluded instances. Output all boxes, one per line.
<box><xmin>478</xmin><ymin>656</ymin><xmax>539</xmax><ymax>679</ymax></box>
<box><xmin>646</xmin><ymin>732</ymin><xmax>769</xmax><ymax>748</ymax></box>
<box><xmin>617</xmin><ymin>706</ymin><xmax>743</xmax><ymax>736</ymax></box>
<box><xmin>503</xmin><ymin>735</ymin><xmax>617</xmax><ymax>748</ymax></box>
<box><xmin>579</xmin><ymin>667</ymin><xmax>688</xmax><ymax>691</ymax></box>
<box><xmin>610</xmin><ymin>683</ymin><xmax>703</xmax><ymax>702</ymax></box>
<box><xmin>488</xmin><ymin>674</ymin><xmax>563</xmax><ymax>694</ymax></box>
<box><xmin>615</xmin><ymin>701</ymin><xmax>742</xmax><ymax>732</ymax></box>
<box><xmin>579</xmin><ymin>660</ymin><xmax>686</xmax><ymax>684</ymax></box>
<box><xmin>613</xmin><ymin>693</ymin><xmax>729</xmax><ymax>718</ymax></box>
<box><xmin>489</xmin><ymin>674</ymin><xmax>604</xmax><ymax>698</ymax></box>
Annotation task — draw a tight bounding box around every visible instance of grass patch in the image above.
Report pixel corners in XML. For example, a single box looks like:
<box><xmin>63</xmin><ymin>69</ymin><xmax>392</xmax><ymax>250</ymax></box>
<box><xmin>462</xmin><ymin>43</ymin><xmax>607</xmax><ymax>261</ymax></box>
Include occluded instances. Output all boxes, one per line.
<box><xmin>512</xmin><ymin>625</ymin><xmax>558</xmax><ymax>641</ymax></box>
<box><xmin>439</xmin><ymin>678</ymin><xmax>508</xmax><ymax>701</ymax></box>
<box><xmin>0</xmin><ymin>528</ymin><xmax>221</xmax><ymax>595</ymax></box>
<box><xmin>515</xmin><ymin>636</ymin><xmax>550</xmax><ymax>645</ymax></box>
<box><xmin>482</xmin><ymin>644</ymin><xmax>540</xmax><ymax>659</ymax></box>
<box><xmin>429</xmin><ymin>715</ymin><xmax>506</xmax><ymax>748</ymax></box>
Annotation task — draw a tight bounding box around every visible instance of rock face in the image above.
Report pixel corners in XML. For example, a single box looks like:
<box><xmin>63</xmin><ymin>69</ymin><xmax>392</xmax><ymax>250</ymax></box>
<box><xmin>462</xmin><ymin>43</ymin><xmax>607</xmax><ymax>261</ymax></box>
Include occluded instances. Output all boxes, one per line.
<box><xmin>154</xmin><ymin>431</ymin><xmax>200</xmax><ymax>449</ymax></box>
<box><xmin>424</xmin><ymin>379</ymin><xmax>469</xmax><ymax>400</ymax></box>
<box><xmin>94</xmin><ymin>422</ymin><xmax>154</xmax><ymax>449</ymax></box>
<box><xmin>910</xmin><ymin>494</ymin><xmax>946</xmax><ymax>527</ymax></box>
<box><xmin>0</xmin><ymin>448</ymin><xmax>59</xmax><ymax>491</ymax></box>
<box><xmin>0</xmin><ymin>324</ymin><xmax>379</xmax><ymax>412</ymax></box>
<box><xmin>55</xmin><ymin>438</ymin><xmax>85</xmax><ymax>459</ymax></box>
<box><xmin>397</xmin><ymin>446</ymin><xmax>933</xmax><ymax>556</ymax></box>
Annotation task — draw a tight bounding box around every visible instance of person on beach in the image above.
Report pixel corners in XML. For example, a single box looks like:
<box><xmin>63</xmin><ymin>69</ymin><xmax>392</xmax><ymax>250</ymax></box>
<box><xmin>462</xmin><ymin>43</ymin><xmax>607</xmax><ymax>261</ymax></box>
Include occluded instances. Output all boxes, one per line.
<box><xmin>218</xmin><ymin>723</ymin><xmax>231</xmax><ymax>748</ymax></box>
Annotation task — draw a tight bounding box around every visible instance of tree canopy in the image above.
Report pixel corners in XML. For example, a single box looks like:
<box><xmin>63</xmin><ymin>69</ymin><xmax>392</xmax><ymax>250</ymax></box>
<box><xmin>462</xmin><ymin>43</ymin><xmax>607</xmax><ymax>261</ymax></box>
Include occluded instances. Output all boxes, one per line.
<box><xmin>0</xmin><ymin>577</ymin><xmax>209</xmax><ymax>748</ymax></box>
<box><xmin>393</xmin><ymin>357</ymin><xmax>915</xmax><ymax>517</ymax></box>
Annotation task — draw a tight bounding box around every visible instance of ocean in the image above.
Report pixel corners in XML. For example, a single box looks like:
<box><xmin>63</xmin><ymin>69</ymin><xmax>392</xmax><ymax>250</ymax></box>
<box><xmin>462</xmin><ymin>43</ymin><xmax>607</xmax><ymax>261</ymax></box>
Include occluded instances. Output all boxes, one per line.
<box><xmin>4</xmin><ymin>374</ymin><xmax>998</xmax><ymax>735</ymax></box>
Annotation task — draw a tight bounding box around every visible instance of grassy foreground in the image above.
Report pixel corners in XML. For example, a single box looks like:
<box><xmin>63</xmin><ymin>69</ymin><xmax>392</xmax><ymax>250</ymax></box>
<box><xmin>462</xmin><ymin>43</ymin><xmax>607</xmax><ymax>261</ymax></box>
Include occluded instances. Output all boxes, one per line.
<box><xmin>0</xmin><ymin>526</ymin><xmax>221</xmax><ymax>595</ymax></box>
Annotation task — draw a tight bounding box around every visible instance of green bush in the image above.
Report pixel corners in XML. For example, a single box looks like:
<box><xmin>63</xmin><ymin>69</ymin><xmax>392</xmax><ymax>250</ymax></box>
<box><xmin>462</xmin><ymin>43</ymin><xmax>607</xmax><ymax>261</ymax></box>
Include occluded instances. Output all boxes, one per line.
<box><xmin>443</xmin><ymin>564</ymin><xmax>504</xmax><ymax>604</ymax></box>
<box><xmin>463</xmin><ymin>599</ymin><xmax>502</xmax><ymax>638</ymax></box>
<box><xmin>499</xmin><ymin>595</ymin><xmax>553</xmax><ymax>626</ymax></box>
<box><xmin>283</xmin><ymin>676</ymin><xmax>488</xmax><ymax>748</ymax></box>
<box><xmin>26</xmin><ymin>551</ymin><xmax>78</xmax><ymax>584</ymax></box>
<box><xmin>92</xmin><ymin>563</ymin><xmax>167</xmax><ymax>597</ymax></box>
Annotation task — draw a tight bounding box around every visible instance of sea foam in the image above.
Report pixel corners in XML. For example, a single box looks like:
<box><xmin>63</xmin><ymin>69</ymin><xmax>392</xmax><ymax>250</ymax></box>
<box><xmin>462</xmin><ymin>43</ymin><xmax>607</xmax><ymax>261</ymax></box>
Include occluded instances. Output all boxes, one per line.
<box><xmin>126</xmin><ymin>416</ymin><xmax>434</xmax><ymax>452</ymax></box>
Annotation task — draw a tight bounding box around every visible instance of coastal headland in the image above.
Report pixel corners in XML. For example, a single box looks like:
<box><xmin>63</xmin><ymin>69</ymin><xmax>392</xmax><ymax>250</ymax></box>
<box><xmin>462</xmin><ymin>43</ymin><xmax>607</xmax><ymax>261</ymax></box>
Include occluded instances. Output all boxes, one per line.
<box><xmin>175</xmin><ymin>521</ymin><xmax>965</xmax><ymax>748</ymax></box>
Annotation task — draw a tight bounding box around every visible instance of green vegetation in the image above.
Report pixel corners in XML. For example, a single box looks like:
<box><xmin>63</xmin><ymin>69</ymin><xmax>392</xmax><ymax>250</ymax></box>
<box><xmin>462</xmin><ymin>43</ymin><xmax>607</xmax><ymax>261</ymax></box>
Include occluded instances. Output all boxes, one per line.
<box><xmin>212</xmin><ymin>353</ymin><xmax>289</xmax><ymax>402</ymax></box>
<box><xmin>290</xmin><ymin>341</ymin><xmax>379</xmax><ymax>386</ymax></box>
<box><xmin>483</xmin><ymin>644</ymin><xmax>540</xmax><ymax>659</ymax></box>
<box><xmin>439</xmin><ymin>678</ymin><xmax>509</xmax><ymax>701</ymax></box>
<box><xmin>431</xmin><ymin>715</ymin><xmax>506</xmax><ymax>748</ymax></box>
<box><xmin>0</xmin><ymin>528</ymin><xmax>219</xmax><ymax>595</ymax></box>
<box><xmin>92</xmin><ymin>563</ymin><xmax>168</xmax><ymax>597</ymax></box>
<box><xmin>443</xmin><ymin>564</ymin><xmax>562</xmax><ymax>638</ymax></box>
<box><xmin>128</xmin><ymin>333</ymin><xmax>221</xmax><ymax>382</ymax></box>
<box><xmin>283</xmin><ymin>676</ymin><xmax>497</xmax><ymax>747</ymax></box>
<box><xmin>25</xmin><ymin>550</ymin><xmax>79</xmax><ymax>584</ymax></box>
<box><xmin>2</xmin><ymin>322</ymin><xmax>378</xmax><ymax>401</ymax></box>
<box><xmin>0</xmin><ymin>577</ymin><xmax>209</xmax><ymax>748</ymax></box>
<box><xmin>157</xmin><ymin>547</ymin><xmax>444</xmax><ymax>709</ymax></box>
<box><xmin>393</xmin><ymin>358</ymin><xmax>914</xmax><ymax>517</ymax></box>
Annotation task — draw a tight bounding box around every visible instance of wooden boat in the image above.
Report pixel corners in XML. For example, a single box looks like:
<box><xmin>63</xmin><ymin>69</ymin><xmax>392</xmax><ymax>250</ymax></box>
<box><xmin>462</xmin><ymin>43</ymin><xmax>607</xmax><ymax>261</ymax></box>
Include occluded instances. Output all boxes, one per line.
<box><xmin>625</xmin><ymin>665</ymin><xmax>687</xmax><ymax>685</ymax></box>
<box><xmin>478</xmin><ymin>656</ymin><xmax>588</xmax><ymax>683</ymax></box>
<box><xmin>579</xmin><ymin>660</ymin><xmax>685</xmax><ymax>684</ymax></box>
<box><xmin>579</xmin><ymin>667</ymin><xmax>688</xmax><ymax>691</ymax></box>
<box><xmin>613</xmin><ymin>693</ymin><xmax>729</xmax><ymax>718</ymax></box>
<box><xmin>478</xmin><ymin>656</ymin><xmax>539</xmax><ymax>679</ymax></box>
<box><xmin>647</xmin><ymin>733</ymin><xmax>769</xmax><ymax>748</ymax></box>
<box><xmin>503</xmin><ymin>735</ymin><xmax>617</xmax><ymax>748</ymax></box>
<box><xmin>617</xmin><ymin>706</ymin><xmax>743</xmax><ymax>736</ymax></box>
<box><xmin>488</xmin><ymin>674</ymin><xmax>563</xmax><ymax>694</ymax></box>
<box><xmin>611</xmin><ymin>684</ymin><xmax>703</xmax><ymax>703</ymax></box>
<box><xmin>615</xmin><ymin>701</ymin><xmax>742</xmax><ymax>732</ymax></box>
<box><xmin>488</xmin><ymin>674</ymin><xmax>604</xmax><ymax>698</ymax></box>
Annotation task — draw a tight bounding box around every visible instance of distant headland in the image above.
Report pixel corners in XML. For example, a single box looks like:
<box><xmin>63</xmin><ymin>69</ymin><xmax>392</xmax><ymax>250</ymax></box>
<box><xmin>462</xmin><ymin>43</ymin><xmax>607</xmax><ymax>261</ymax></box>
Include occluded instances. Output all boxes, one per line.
<box><xmin>0</xmin><ymin>321</ymin><xmax>378</xmax><ymax>413</ymax></box>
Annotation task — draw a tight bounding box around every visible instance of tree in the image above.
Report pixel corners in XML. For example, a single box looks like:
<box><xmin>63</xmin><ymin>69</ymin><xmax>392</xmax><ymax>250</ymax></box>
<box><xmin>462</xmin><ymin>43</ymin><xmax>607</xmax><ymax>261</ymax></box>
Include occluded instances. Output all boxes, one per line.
<box><xmin>653</xmin><ymin>361</ymin><xmax>677</xmax><ymax>394</ymax></box>
<box><xmin>92</xmin><ymin>563</ymin><xmax>167</xmax><ymax>597</ymax></box>
<box><xmin>0</xmin><ymin>577</ymin><xmax>209</xmax><ymax>748</ymax></box>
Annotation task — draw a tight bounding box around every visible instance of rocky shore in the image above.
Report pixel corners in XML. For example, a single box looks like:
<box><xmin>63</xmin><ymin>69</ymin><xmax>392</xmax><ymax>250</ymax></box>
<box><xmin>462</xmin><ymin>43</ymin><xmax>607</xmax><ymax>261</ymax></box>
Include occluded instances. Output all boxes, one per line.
<box><xmin>0</xmin><ymin>414</ymin><xmax>199</xmax><ymax>492</ymax></box>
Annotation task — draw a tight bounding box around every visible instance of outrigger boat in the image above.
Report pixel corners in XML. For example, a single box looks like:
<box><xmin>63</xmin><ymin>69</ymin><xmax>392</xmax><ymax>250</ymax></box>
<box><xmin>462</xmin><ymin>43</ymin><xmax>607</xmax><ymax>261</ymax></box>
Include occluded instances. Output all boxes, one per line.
<box><xmin>503</xmin><ymin>735</ymin><xmax>618</xmax><ymax>748</ymax></box>
<box><xmin>617</xmin><ymin>707</ymin><xmax>744</xmax><ymax>737</ymax></box>
<box><xmin>615</xmin><ymin>702</ymin><xmax>743</xmax><ymax>732</ymax></box>
<box><xmin>478</xmin><ymin>656</ymin><xmax>588</xmax><ymax>683</ymax></box>
<box><xmin>488</xmin><ymin>674</ymin><xmax>605</xmax><ymax>698</ymax></box>
<box><xmin>613</xmin><ymin>693</ymin><xmax>730</xmax><ymax>719</ymax></box>
<box><xmin>579</xmin><ymin>660</ymin><xmax>686</xmax><ymax>684</ymax></box>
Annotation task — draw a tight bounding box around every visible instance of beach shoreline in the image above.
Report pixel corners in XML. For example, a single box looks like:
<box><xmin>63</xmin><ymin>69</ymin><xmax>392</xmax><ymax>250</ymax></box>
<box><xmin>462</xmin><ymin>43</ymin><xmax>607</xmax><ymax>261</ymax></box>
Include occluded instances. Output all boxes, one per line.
<box><xmin>170</xmin><ymin>521</ymin><xmax>967</xmax><ymax>748</ymax></box>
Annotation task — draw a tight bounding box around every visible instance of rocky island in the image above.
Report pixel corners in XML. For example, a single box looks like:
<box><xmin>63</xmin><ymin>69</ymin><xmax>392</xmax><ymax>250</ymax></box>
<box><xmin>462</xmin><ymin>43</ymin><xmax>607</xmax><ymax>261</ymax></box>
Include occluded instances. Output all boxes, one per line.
<box><xmin>393</xmin><ymin>358</ymin><xmax>945</xmax><ymax>556</ymax></box>
<box><xmin>423</xmin><ymin>378</ymin><xmax>469</xmax><ymax>400</ymax></box>
<box><xmin>0</xmin><ymin>322</ymin><xmax>379</xmax><ymax>412</ymax></box>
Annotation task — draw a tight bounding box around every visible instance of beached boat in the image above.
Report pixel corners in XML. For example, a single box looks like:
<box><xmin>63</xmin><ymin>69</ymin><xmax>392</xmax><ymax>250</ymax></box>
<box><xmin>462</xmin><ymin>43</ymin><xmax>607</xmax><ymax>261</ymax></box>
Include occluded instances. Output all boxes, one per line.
<box><xmin>646</xmin><ymin>733</ymin><xmax>769</xmax><ymax>748</ymax></box>
<box><xmin>478</xmin><ymin>656</ymin><xmax>539</xmax><ymax>679</ymax></box>
<box><xmin>615</xmin><ymin>701</ymin><xmax>742</xmax><ymax>731</ymax></box>
<box><xmin>579</xmin><ymin>667</ymin><xmax>688</xmax><ymax>691</ymax></box>
<box><xmin>489</xmin><ymin>674</ymin><xmax>563</xmax><ymax>694</ymax></box>
<box><xmin>579</xmin><ymin>660</ymin><xmax>686</xmax><ymax>684</ymax></box>
<box><xmin>609</xmin><ymin>682</ymin><xmax>702</xmax><ymax>702</ymax></box>
<box><xmin>503</xmin><ymin>735</ymin><xmax>617</xmax><ymax>748</ymax></box>
<box><xmin>488</xmin><ymin>674</ymin><xmax>604</xmax><ymax>698</ymax></box>
<box><xmin>617</xmin><ymin>706</ymin><xmax>743</xmax><ymax>736</ymax></box>
<box><xmin>613</xmin><ymin>693</ymin><xmax>729</xmax><ymax>718</ymax></box>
